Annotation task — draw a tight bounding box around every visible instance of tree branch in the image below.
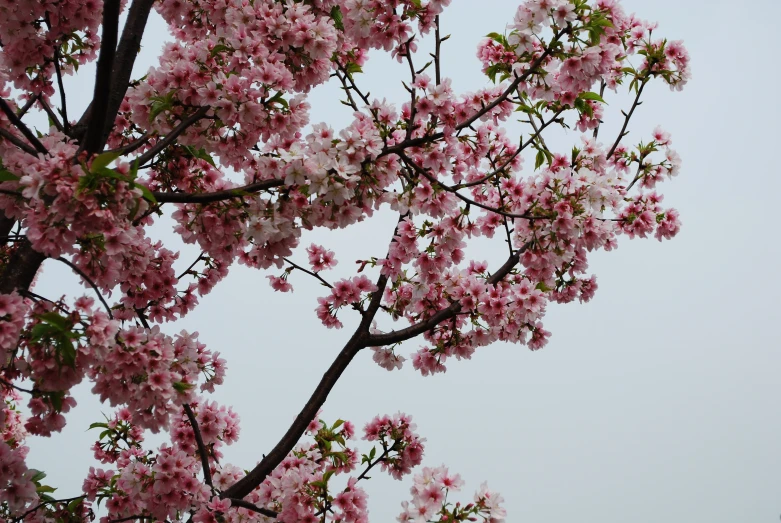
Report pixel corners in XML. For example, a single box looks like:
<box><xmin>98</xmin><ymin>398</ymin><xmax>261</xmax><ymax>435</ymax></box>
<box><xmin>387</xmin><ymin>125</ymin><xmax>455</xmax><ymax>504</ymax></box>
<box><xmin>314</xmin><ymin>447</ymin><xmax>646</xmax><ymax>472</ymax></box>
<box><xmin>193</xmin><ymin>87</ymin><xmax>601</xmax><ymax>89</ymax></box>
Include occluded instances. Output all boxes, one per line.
<box><xmin>135</xmin><ymin>106</ymin><xmax>210</xmax><ymax>166</ymax></box>
<box><xmin>152</xmin><ymin>178</ymin><xmax>284</xmax><ymax>204</ymax></box>
<box><xmin>81</xmin><ymin>0</ymin><xmax>121</xmax><ymax>154</ymax></box>
<box><xmin>221</xmin><ymin>216</ymin><xmax>406</xmax><ymax>500</ymax></box>
<box><xmin>367</xmin><ymin>242</ymin><xmax>531</xmax><ymax>347</ymax></box>
<box><xmin>183</xmin><ymin>404</ymin><xmax>213</xmax><ymax>488</ymax></box>
<box><xmin>0</xmin><ymin>126</ymin><xmax>38</xmax><ymax>156</ymax></box>
<box><xmin>226</xmin><ymin>498</ymin><xmax>278</xmax><ymax>519</ymax></box>
<box><xmin>606</xmin><ymin>77</ymin><xmax>648</xmax><ymax>159</ymax></box>
<box><xmin>56</xmin><ymin>257</ymin><xmax>113</xmax><ymax>319</ymax></box>
<box><xmin>0</xmin><ymin>98</ymin><xmax>48</xmax><ymax>155</ymax></box>
<box><xmin>0</xmin><ymin>241</ymin><xmax>46</xmax><ymax>294</ymax></box>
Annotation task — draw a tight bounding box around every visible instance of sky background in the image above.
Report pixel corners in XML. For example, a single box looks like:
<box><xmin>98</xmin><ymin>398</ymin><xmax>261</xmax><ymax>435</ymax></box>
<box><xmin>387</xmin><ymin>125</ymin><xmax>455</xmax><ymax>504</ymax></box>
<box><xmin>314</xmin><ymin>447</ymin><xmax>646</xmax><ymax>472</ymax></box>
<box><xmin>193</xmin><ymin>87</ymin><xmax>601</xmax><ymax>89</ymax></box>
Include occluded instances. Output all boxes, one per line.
<box><xmin>20</xmin><ymin>0</ymin><xmax>781</xmax><ymax>522</ymax></box>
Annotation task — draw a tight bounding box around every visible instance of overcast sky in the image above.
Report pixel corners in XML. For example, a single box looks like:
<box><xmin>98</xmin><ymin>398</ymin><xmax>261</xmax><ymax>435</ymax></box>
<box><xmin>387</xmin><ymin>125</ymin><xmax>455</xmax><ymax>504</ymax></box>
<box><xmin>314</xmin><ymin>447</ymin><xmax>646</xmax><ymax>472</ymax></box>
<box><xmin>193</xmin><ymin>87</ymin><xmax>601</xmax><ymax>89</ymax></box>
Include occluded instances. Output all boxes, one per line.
<box><xmin>23</xmin><ymin>1</ymin><xmax>781</xmax><ymax>522</ymax></box>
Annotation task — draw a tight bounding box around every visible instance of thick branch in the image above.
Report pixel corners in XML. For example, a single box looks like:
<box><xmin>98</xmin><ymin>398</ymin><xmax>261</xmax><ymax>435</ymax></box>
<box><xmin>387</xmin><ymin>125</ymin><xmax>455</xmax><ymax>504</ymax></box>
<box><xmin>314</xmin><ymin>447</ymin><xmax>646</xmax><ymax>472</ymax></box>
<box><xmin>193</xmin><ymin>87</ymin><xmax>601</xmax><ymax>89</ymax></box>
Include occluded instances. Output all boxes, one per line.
<box><xmin>227</xmin><ymin>499</ymin><xmax>278</xmax><ymax>519</ymax></box>
<box><xmin>221</xmin><ymin>329</ymin><xmax>366</xmax><ymax>500</ymax></box>
<box><xmin>74</xmin><ymin>0</ymin><xmax>156</xmax><ymax>145</ymax></box>
<box><xmin>152</xmin><ymin>179</ymin><xmax>284</xmax><ymax>204</ymax></box>
<box><xmin>0</xmin><ymin>98</ymin><xmax>47</xmax><ymax>155</ymax></box>
<box><xmin>183</xmin><ymin>404</ymin><xmax>213</xmax><ymax>488</ymax></box>
<box><xmin>0</xmin><ymin>241</ymin><xmax>46</xmax><ymax>294</ymax></box>
<box><xmin>0</xmin><ymin>127</ymin><xmax>37</xmax><ymax>156</ymax></box>
<box><xmin>81</xmin><ymin>0</ymin><xmax>121</xmax><ymax>154</ymax></box>
<box><xmin>222</xmin><ymin>216</ymin><xmax>404</xmax><ymax>500</ymax></box>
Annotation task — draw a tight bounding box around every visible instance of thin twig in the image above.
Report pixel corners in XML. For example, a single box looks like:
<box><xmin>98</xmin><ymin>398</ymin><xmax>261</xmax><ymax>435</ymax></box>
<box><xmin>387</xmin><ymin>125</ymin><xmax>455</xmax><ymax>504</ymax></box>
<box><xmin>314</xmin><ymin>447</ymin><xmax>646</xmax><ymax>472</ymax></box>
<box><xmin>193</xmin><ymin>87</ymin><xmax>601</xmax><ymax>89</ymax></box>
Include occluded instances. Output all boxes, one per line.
<box><xmin>136</xmin><ymin>106</ymin><xmax>210</xmax><ymax>166</ymax></box>
<box><xmin>37</xmin><ymin>99</ymin><xmax>64</xmax><ymax>133</ymax></box>
<box><xmin>11</xmin><ymin>496</ymin><xmax>86</xmax><ymax>522</ymax></box>
<box><xmin>283</xmin><ymin>258</ymin><xmax>333</xmax><ymax>289</ymax></box>
<box><xmin>606</xmin><ymin>77</ymin><xmax>648</xmax><ymax>159</ymax></box>
<box><xmin>56</xmin><ymin>257</ymin><xmax>113</xmax><ymax>319</ymax></box>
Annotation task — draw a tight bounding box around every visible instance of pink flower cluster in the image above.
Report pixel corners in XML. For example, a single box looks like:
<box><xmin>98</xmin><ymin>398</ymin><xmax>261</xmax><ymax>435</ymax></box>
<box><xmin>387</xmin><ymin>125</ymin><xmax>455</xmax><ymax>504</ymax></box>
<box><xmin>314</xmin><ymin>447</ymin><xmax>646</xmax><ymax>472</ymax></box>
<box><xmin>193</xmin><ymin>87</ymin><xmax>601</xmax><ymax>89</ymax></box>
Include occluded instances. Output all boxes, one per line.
<box><xmin>0</xmin><ymin>0</ymin><xmax>101</xmax><ymax>98</ymax></box>
<box><xmin>397</xmin><ymin>465</ymin><xmax>506</xmax><ymax>523</ymax></box>
<box><xmin>89</xmin><ymin>327</ymin><xmax>226</xmax><ymax>431</ymax></box>
<box><xmin>363</xmin><ymin>412</ymin><xmax>425</xmax><ymax>480</ymax></box>
<box><xmin>316</xmin><ymin>275</ymin><xmax>377</xmax><ymax>329</ymax></box>
<box><xmin>338</xmin><ymin>0</ymin><xmax>451</xmax><ymax>56</ymax></box>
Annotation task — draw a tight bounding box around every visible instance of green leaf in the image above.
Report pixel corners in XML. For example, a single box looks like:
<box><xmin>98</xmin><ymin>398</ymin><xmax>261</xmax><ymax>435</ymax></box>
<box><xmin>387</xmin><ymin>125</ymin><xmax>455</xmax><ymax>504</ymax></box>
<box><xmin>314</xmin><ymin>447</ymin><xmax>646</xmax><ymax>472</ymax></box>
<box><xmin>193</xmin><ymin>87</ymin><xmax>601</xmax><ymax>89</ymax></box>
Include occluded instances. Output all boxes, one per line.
<box><xmin>579</xmin><ymin>91</ymin><xmax>607</xmax><ymax>104</ymax></box>
<box><xmin>134</xmin><ymin>183</ymin><xmax>158</xmax><ymax>204</ymax></box>
<box><xmin>332</xmin><ymin>419</ymin><xmax>345</xmax><ymax>430</ymax></box>
<box><xmin>172</xmin><ymin>381</ymin><xmax>194</xmax><ymax>393</ymax></box>
<box><xmin>267</xmin><ymin>91</ymin><xmax>289</xmax><ymax>110</ymax></box>
<box><xmin>67</xmin><ymin>498</ymin><xmax>83</xmax><ymax>513</ymax></box>
<box><xmin>183</xmin><ymin>146</ymin><xmax>216</xmax><ymax>167</ymax></box>
<box><xmin>88</xmin><ymin>422</ymin><xmax>109</xmax><ymax>430</ymax></box>
<box><xmin>38</xmin><ymin>311</ymin><xmax>70</xmax><ymax>330</ymax></box>
<box><xmin>36</xmin><ymin>485</ymin><xmax>57</xmax><ymax>494</ymax></box>
<box><xmin>344</xmin><ymin>62</ymin><xmax>363</xmax><ymax>75</ymax></box>
<box><xmin>535</xmin><ymin>149</ymin><xmax>545</xmax><ymax>170</ymax></box>
<box><xmin>91</xmin><ymin>151</ymin><xmax>122</xmax><ymax>172</ymax></box>
<box><xmin>30</xmin><ymin>470</ymin><xmax>47</xmax><ymax>483</ymax></box>
<box><xmin>0</xmin><ymin>169</ymin><xmax>19</xmax><ymax>182</ymax></box>
<box><xmin>330</xmin><ymin>5</ymin><xmax>344</xmax><ymax>31</ymax></box>
<box><xmin>209</xmin><ymin>44</ymin><xmax>230</xmax><ymax>58</ymax></box>
<box><xmin>58</xmin><ymin>338</ymin><xmax>77</xmax><ymax>368</ymax></box>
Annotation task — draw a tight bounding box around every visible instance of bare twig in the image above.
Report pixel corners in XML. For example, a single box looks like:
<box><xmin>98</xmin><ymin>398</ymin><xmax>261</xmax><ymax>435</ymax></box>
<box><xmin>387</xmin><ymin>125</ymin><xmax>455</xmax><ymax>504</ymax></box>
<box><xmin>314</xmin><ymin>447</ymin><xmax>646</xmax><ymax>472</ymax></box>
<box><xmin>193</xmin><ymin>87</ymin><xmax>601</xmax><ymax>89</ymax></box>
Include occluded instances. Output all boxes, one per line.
<box><xmin>606</xmin><ymin>77</ymin><xmax>649</xmax><ymax>159</ymax></box>
<box><xmin>283</xmin><ymin>258</ymin><xmax>333</xmax><ymax>289</ymax></box>
<box><xmin>56</xmin><ymin>257</ymin><xmax>113</xmax><ymax>319</ymax></box>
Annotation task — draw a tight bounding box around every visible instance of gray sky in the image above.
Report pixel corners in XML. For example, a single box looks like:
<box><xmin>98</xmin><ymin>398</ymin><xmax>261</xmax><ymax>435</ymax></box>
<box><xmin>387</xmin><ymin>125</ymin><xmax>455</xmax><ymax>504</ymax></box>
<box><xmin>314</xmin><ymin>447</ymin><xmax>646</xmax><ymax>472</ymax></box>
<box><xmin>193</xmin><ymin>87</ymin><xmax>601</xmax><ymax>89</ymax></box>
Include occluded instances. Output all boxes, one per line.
<box><xmin>24</xmin><ymin>0</ymin><xmax>781</xmax><ymax>521</ymax></box>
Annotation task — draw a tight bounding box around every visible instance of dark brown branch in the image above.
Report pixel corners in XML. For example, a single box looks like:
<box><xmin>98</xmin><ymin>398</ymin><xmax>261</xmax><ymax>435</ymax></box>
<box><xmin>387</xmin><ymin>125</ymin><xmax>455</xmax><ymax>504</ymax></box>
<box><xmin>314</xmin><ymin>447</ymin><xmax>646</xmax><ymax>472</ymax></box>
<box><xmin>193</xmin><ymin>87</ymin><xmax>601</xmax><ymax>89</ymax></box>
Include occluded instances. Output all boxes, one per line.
<box><xmin>152</xmin><ymin>178</ymin><xmax>284</xmax><ymax>204</ymax></box>
<box><xmin>0</xmin><ymin>241</ymin><xmax>46</xmax><ymax>294</ymax></box>
<box><xmin>16</xmin><ymin>94</ymin><xmax>39</xmax><ymax>119</ymax></box>
<box><xmin>222</xmin><ymin>216</ymin><xmax>405</xmax><ymax>500</ymax></box>
<box><xmin>0</xmin><ymin>377</ymin><xmax>34</xmax><ymax>395</ymax></box>
<box><xmin>227</xmin><ymin>498</ymin><xmax>278</xmax><ymax>519</ymax></box>
<box><xmin>397</xmin><ymin>151</ymin><xmax>542</xmax><ymax>220</ymax></box>
<box><xmin>81</xmin><ymin>0</ymin><xmax>121</xmax><ymax>154</ymax></box>
<box><xmin>592</xmin><ymin>80</ymin><xmax>606</xmax><ymax>139</ymax></box>
<box><xmin>11</xmin><ymin>496</ymin><xmax>85</xmax><ymax>523</ymax></box>
<box><xmin>106</xmin><ymin>133</ymin><xmax>151</xmax><ymax>156</ymax></box>
<box><xmin>183</xmin><ymin>404</ymin><xmax>213</xmax><ymax>488</ymax></box>
<box><xmin>283</xmin><ymin>258</ymin><xmax>333</xmax><ymax>289</ymax></box>
<box><xmin>37</xmin><ymin>99</ymin><xmax>64</xmax><ymax>133</ymax></box>
<box><xmin>0</xmin><ymin>126</ymin><xmax>37</xmax><ymax>156</ymax></box>
<box><xmin>56</xmin><ymin>257</ymin><xmax>113</xmax><ymax>319</ymax></box>
<box><xmin>135</xmin><ymin>106</ymin><xmax>210</xmax><ymax>166</ymax></box>
<box><xmin>222</xmin><ymin>329</ymin><xmax>366</xmax><ymax>500</ymax></box>
<box><xmin>53</xmin><ymin>42</ymin><xmax>69</xmax><ymax>132</ymax></box>
<box><xmin>0</xmin><ymin>98</ymin><xmax>48</xmax><ymax>155</ymax></box>
<box><xmin>367</xmin><ymin>242</ymin><xmax>531</xmax><ymax>347</ymax></box>
<box><xmin>73</xmin><ymin>0</ymin><xmax>156</xmax><ymax>146</ymax></box>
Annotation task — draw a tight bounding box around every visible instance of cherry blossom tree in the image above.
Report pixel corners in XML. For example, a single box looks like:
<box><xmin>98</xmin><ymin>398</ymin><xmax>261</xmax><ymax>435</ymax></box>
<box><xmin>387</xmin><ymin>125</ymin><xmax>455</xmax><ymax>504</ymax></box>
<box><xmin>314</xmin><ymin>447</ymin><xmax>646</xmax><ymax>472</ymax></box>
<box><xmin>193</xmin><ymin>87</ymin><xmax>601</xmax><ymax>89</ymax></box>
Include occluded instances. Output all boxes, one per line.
<box><xmin>0</xmin><ymin>0</ymin><xmax>690</xmax><ymax>521</ymax></box>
